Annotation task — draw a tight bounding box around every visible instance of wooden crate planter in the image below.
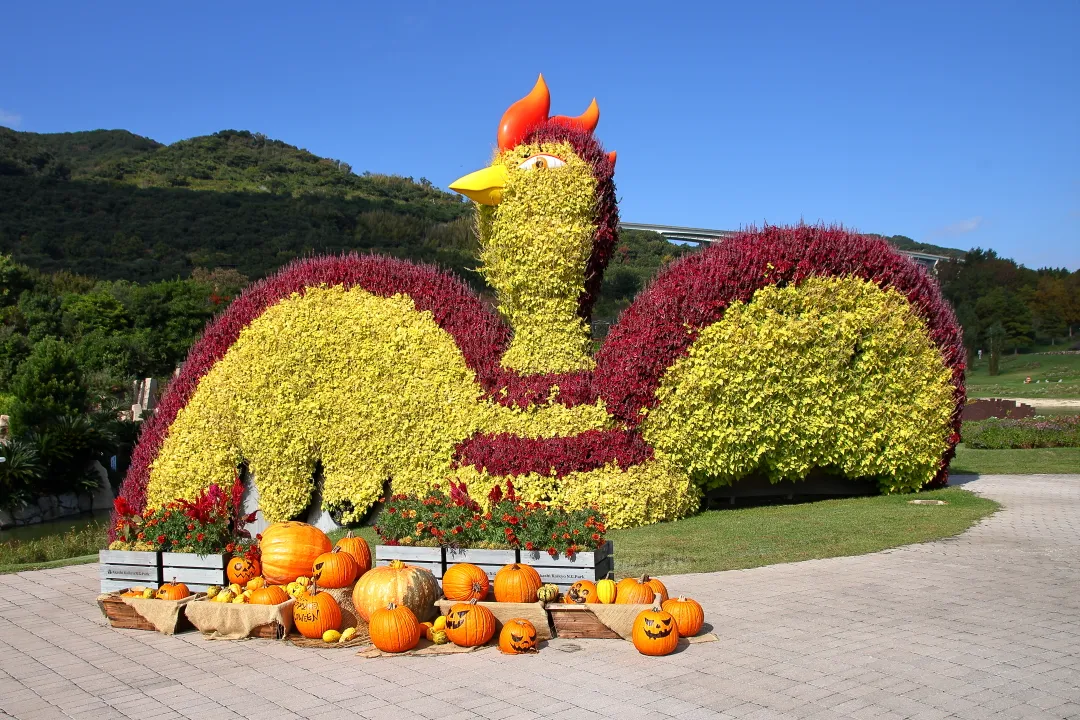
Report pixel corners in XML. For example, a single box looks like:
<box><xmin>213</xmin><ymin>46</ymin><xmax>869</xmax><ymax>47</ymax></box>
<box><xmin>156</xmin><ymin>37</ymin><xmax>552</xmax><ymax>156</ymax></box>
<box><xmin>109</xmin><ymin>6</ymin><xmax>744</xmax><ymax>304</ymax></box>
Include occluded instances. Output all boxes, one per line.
<box><xmin>520</xmin><ymin>541</ymin><xmax>613</xmax><ymax>591</ymax></box>
<box><xmin>444</xmin><ymin>548</ymin><xmax>517</xmax><ymax>585</ymax></box>
<box><xmin>99</xmin><ymin>550</ymin><xmax>161</xmax><ymax>594</ymax></box>
<box><xmin>97</xmin><ymin>591</ymin><xmax>197</xmax><ymax>634</ymax></box>
<box><xmin>374</xmin><ymin>545</ymin><xmax>444</xmax><ymax>578</ymax></box>
<box><xmin>546</xmin><ymin>598</ymin><xmax>656</xmax><ymax>640</ymax></box>
<box><xmin>161</xmin><ymin>552</ymin><xmax>228</xmax><ymax>592</ymax></box>
<box><xmin>375</xmin><ymin>544</ymin><xmax>615</xmax><ymax>592</ymax></box>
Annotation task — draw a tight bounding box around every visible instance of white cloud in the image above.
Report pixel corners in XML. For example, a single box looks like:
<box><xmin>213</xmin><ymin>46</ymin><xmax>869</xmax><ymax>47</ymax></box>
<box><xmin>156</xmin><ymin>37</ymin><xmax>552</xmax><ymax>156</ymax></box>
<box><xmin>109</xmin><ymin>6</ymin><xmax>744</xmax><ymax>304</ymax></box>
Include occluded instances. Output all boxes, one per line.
<box><xmin>933</xmin><ymin>216</ymin><xmax>983</xmax><ymax>237</ymax></box>
<box><xmin>0</xmin><ymin>108</ymin><xmax>21</xmax><ymax>128</ymax></box>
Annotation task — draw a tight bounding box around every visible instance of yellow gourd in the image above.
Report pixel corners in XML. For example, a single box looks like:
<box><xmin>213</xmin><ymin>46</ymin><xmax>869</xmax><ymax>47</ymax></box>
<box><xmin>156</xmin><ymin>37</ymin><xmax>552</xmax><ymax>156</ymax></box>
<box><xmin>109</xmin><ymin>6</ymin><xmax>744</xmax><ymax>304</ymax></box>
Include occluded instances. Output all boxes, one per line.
<box><xmin>596</xmin><ymin>575</ymin><xmax>617</xmax><ymax>604</ymax></box>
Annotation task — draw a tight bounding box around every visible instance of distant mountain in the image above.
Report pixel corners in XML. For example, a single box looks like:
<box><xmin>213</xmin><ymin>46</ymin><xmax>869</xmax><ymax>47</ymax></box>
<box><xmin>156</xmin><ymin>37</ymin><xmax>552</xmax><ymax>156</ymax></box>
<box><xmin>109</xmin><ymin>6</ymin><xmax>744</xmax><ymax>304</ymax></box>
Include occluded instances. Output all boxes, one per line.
<box><xmin>875</xmin><ymin>234</ymin><xmax>965</xmax><ymax>260</ymax></box>
<box><xmin>0</xmin><ymin>128</ymin><xmax>474</xmax><ymax>283</ymax></box>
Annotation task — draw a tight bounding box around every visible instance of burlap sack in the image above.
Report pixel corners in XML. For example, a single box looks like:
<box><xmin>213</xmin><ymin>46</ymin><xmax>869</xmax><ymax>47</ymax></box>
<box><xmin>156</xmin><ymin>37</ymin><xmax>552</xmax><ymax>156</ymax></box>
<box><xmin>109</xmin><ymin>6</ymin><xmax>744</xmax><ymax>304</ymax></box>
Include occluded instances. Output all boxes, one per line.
<box><xmin>323</xmin><ymin>583</ymin><xmax>358</xmax><ymax>628</ymax></box>
<box><xmin>184</xmin><ymin>599</ymin><xmax>294</xmax><ymax>640</ymax></box>
<box><xmin>117</xmin><ymin>594</ymin><xmax>196</xmax><ymax>635</ymax></box>
<box><xmin>436</xmin><ymin>599</ymin><xmax>552</xmax><ymax>640</ymax></box>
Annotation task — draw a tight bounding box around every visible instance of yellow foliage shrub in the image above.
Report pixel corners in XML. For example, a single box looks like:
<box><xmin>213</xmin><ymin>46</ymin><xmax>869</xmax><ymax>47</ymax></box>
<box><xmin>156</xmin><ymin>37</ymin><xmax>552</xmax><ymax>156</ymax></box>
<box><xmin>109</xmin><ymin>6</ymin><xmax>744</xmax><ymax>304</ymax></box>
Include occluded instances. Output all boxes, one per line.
<box><xmin>642</xmin><ymin>277</ymin><xmax>956</xmax><ymax>493</ymax></box>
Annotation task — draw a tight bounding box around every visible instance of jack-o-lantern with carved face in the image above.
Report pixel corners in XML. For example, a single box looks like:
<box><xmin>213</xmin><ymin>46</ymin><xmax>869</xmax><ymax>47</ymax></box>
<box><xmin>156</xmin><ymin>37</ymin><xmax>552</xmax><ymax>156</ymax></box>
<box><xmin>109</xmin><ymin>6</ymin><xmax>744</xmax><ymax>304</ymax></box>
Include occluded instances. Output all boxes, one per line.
<box><xmin>632</xmin><ymin>606</ymin><xmax>679</xmax><ymax>656</ymax></box>
<box><xmin>498</xmin><ymin>618</ymin><xmax>538</xmax><ymax>654</ymax></box>
<box><xmin>226</xmin><ymin>556</ymin><xmax>261</xmax><ymax>586</ymax></box>
<box><xmin>566</xmin><ymin>580</ymin><xmax>599</xmax><ymax>604</ymax></box>
<box><xmin>444</xmin><ymin>599</ymin><xmax>496</xmax><ymax>647</ymax></box>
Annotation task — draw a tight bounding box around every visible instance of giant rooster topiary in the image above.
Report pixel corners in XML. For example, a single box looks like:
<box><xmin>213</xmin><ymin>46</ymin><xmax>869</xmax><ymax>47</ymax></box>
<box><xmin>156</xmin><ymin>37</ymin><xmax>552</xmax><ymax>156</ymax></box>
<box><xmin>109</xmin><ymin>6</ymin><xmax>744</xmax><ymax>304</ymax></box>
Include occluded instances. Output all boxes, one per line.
<box><xmin>115</xmin><ymin>75</ymin><xmax>965</xmax><ymax>531</ymax></box>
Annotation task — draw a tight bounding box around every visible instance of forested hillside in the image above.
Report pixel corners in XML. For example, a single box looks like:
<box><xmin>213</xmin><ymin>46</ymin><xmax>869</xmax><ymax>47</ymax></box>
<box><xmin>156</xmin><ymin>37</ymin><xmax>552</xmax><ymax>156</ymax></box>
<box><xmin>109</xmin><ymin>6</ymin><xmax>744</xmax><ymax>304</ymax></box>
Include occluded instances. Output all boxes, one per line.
<box><xmin>0</xmin><ymin>128</ymin><xmax>476</xmax><ymax>283</ymax></box>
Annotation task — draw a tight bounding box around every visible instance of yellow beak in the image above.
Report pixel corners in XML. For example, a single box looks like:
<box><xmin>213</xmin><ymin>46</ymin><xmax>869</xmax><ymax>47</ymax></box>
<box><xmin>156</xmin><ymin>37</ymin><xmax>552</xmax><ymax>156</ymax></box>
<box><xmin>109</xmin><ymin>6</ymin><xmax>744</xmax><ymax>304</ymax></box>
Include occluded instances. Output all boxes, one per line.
<box><xmin>449</xmin><ymin>164</ymin><xmax>509</xmax><ymax>205</ymax></box>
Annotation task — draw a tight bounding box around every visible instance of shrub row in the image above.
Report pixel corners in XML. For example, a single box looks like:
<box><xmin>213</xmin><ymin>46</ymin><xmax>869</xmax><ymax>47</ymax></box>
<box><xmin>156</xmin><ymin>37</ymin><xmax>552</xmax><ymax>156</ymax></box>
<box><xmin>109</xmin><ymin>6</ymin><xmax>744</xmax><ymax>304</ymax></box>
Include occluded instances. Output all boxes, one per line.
<box><xmin>964</xmin><ymin>415</ymin><xmax>1080</xmax><ymax>449</ymax></box>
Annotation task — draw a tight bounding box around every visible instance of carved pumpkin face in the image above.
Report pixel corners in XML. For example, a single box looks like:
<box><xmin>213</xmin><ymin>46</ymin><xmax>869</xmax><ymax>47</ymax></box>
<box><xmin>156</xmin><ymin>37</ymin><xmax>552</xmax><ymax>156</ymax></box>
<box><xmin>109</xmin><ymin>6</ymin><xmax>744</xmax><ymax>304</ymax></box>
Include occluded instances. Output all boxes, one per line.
<box><xmin>444</xmin><ymin>600</ymin><xmax>496</xmax><ymax>647</ymax></box>
<box><xmin>566</xmin><ymin>580</ymin><xmax>599</xmax><ymax>604</ymax></box>
<box><xmin>226</xmin><ymin>556</ymin><xmax>261</xmax><ymax>585</ymax></box>
<box><xmin>499</xmin><ymin>618</ymin><xmax>538</xmax><ymax>654</ymax></box>
<box><xmin>632</xmin><ymin>607</ymin><xmax>679</xmax><ymax>656</ymax></box>
<box><xmin>311</xmin><ymin>547</ymin><xmax>359</xmax><ymax>588</ymax></box>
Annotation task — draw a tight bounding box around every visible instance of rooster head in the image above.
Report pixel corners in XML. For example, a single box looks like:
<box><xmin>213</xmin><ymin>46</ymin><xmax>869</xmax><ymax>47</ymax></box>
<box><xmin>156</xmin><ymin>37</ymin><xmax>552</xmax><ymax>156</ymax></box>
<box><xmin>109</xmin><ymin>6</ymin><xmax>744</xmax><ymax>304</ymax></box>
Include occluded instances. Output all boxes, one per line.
<box><xmin>450</xmin><ymin>75</ymin><xmax>619</xmax><ymax>373</ymax></box>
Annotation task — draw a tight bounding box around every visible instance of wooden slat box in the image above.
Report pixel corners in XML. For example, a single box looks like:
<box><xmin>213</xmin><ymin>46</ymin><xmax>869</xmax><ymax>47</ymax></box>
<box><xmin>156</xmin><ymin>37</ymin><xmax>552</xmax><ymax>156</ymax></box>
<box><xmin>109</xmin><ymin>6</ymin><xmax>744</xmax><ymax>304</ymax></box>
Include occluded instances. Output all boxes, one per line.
<box><xmin>375</xmin><ymin>545</ymin><xmax>444</xmax><ymax>579</ymax></box>
<box><xmin>162</xmin><ymin>552</ymin><xmax>228</xmax><ymax>592</ymax></box>
<box><xmin>520</xmin><ymin>541</ymin><xmax>613</xmax><ymax>591</ymax></box>
<box><xmin>444</xmin><ymin>548</ymin><xmax>517</xmax><ymax>584</ymax></box>
<box><xmin>435</xmin><ymin>598</ymin><xmax>553</xmax><ymax>640</ymax></box>
<box><xmin>97</xmin><ymin>591</ymin><xmax>198</xmax><ymax>634</ymax></box>
<box><xmin>99</xmin><ymin>550</ymin><xmax>160</xmax><ymax>594</ymax></box>
<box><xmin>547</xmin><ymin>597</ymin><xmax>656</xmax><ymax>640</ymax></box>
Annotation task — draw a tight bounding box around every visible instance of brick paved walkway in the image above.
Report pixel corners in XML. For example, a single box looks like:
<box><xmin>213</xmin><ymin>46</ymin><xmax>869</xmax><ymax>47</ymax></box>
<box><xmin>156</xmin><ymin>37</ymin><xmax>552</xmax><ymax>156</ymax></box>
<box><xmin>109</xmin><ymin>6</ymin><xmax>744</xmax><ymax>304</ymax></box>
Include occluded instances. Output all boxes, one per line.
<box><xmin>1</xmin><ymin>474</ymin><xmax>1077</xmax><ymax>720</ymax></box>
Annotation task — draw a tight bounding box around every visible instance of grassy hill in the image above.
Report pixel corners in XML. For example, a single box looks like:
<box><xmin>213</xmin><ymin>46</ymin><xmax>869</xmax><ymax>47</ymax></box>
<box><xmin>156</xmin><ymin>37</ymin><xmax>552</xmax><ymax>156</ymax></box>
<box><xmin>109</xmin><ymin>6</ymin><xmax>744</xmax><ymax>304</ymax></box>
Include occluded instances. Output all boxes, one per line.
<box><xmin>0</xmin><ymin>128</ymin><xmax>475</xmax><ymax>283</ymax></box>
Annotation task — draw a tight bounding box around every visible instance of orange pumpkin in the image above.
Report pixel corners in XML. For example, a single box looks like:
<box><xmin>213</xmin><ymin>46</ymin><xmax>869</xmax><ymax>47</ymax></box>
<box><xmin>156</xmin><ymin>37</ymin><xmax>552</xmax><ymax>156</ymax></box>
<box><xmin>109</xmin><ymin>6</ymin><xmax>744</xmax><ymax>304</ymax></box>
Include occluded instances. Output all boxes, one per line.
<box><xmin>260</xmin><ymin>521</ymin><xmax>332</xmax><ymax>584</ymax></box>
<box><xmin>293</xmin><ymin>583</ymin><xmax>342</xmax><ymax>639</ymax></box>
<box><xmin>632</xmin><ymin>606</ymin><xmax>679</xmax><ymax>656</ymax></box>
<box><xmin>369</xmin><ymin>602</ymin><xmax>421</xmax><ymax>653</ymax></box>
<box><xmin>444</xmin><ymin>599</ymin><xmax>496</xmax><ymax>647</ymax></box>
<box><xmin>566</xmin><ymin>580</ymin><xmax>600</xmax><ymax>604</ymax></box>
<box><xmin>662</xmin><ymin>597</ymin><xmax>704</xmax><ymax>637</ymax></box>
<box><xmin>311</xmin><ymin>547</ymin><xmax>359</xmax><ymax>588</ymax></box>
<box><xmin>493</xmin><ymin>563</ymin><xmax>542</xmax><ymax>603</ymax></box>
<box><xmin>249</xmin><ymin>585</ymin><xmax>289</xmax><ymax>605</ymax></box>
<box><xmin>616</xmin><ymin>575</ymin><xmax>662</xmax><ymax>605</ymax></box>
<box><xmin>155</xmin><ymin>582</ymin><xmax>190</xmax><ymax>600</ymax></box>
<box><xmin>442</xmin><ymin>563</ymin><xmax>490</xmax><ymax>601</ymax></box>
<box><xmin>646</xmin><ymin>576</ymin><xmax>669</xmax><ymax>603</ymax></box>
<box><xmin>498</xmin><ymin>618</ymin><xmax>538</xmax><ymax>654</ymax></box>
<box><xmin>351</xmin><ymin>559</ymin><xmax>440</xmax><ymax>622</ymax></box>
<box><xmin>334</xmin><ymin>532</ymin><xmax>372</xmax><ymax>577</ymax></box>
<box><xmin>226</xmin><ymin>556</ymin><xmax>261</xmax><ymax>585</ymax></box>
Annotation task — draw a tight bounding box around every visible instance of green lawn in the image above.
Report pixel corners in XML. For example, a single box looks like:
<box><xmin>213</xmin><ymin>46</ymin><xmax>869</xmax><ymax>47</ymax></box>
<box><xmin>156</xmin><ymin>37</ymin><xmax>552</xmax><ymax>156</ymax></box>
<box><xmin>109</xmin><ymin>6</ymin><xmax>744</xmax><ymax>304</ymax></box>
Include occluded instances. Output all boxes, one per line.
<box><xmin>966</xmin><ymin>351</ymin><xmax>1080</xmax><ymax>399</ymax></box>
<box><xmin>608</xmin><ymin>488</ymin><xmax>997</xmax><ymax>578</ymax></box>
<box><xmin>0</xmin><ymin>478</ymin><xmax>1014</xmax><ymax>578</ymax></box>
<box><xmin>951</xmin><ymin>444</ymin><xmax>1080</xmax><ymax>475</ymax></box>
<box><xmin>0</xmin><ymin>522</ymin><xmax>107</xmax><ymax>575</ymax></box>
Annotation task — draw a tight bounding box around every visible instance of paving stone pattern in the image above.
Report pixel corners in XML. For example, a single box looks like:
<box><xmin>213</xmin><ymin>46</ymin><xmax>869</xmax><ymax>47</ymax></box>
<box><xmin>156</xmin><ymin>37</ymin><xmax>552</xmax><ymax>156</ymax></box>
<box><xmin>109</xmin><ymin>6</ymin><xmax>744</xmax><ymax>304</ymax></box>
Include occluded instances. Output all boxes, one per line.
<box><xmin>1</xmin><ymin>474</ymin><xmax>1078</xmax><ymax>719</ymax></box>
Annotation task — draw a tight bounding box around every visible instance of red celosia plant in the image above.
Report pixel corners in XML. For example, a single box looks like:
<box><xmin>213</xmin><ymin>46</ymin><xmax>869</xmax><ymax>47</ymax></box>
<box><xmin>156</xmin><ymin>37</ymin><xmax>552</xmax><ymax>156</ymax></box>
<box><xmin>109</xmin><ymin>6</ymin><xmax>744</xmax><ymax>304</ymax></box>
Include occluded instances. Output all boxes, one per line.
<box><xmin>110</xmin><ymin>474</ymin><xmax>257</xmax><ymax>554</ymax></box>
<box><xmin>374</xmin><ymin>481</ymin><xmax>606</xmax><ymax>557</ymax></box>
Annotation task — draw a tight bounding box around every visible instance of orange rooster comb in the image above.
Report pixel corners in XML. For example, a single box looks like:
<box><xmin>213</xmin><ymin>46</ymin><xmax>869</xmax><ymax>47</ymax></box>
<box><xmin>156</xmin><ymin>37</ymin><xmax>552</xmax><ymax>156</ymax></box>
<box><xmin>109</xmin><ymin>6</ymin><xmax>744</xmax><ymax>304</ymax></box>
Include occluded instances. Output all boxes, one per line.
<box><xmin>551</xmin><ymin>98</ymin><xmax>599</xmax><ymax>134</ymax></box>
<box><xmin>497</xmin><ymin>74</ymin><xmax>601</xmax><ymax>151</ymax></box>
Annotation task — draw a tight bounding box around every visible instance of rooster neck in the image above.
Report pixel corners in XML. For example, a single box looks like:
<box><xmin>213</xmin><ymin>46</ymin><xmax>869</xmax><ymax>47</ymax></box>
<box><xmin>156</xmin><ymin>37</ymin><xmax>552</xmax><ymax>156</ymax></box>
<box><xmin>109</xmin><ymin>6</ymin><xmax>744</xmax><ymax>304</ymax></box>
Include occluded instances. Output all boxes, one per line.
<box><xmin>478</xmin><ymin>206</ymin><xmax>597</xmax><ymax>376</ymax></box>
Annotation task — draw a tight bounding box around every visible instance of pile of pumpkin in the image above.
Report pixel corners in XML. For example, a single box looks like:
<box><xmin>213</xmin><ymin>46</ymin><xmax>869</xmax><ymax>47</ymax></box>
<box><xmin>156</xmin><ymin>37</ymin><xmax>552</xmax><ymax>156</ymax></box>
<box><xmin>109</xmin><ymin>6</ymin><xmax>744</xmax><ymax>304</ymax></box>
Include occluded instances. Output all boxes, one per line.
<box><xmin>119</xmin><ymin>583</ymin><xmax>192</xmax><ymax>601</ymax></box>
<box><xmin>194</xmin><ymin>521</ymin><xmax>703</xmax><ymax>657</ymax></box>
<box><xmin>441</xmin><ymin>561</ymin><xmax>705</xmax><ymax>657</ymax></box>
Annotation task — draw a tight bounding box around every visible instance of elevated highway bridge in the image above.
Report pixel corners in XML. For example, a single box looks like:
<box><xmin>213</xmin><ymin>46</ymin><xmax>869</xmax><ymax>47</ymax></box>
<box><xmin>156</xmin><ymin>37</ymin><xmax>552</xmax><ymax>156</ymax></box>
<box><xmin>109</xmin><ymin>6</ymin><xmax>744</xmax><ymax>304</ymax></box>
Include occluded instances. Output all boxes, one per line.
<box><xmin>620</xmin><ymin>222</ymin><xmax>955</xmax><ymax>272</ymax></box>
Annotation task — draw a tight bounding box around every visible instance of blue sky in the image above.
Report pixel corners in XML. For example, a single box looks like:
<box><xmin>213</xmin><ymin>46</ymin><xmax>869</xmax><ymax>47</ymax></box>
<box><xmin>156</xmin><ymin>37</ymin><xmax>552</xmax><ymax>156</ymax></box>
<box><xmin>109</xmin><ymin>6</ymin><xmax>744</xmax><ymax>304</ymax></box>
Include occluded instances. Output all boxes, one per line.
<box><xmin>3</xmin><ymin>1</ymin><xmax>1078</xmax><ymax>270</ymax></box>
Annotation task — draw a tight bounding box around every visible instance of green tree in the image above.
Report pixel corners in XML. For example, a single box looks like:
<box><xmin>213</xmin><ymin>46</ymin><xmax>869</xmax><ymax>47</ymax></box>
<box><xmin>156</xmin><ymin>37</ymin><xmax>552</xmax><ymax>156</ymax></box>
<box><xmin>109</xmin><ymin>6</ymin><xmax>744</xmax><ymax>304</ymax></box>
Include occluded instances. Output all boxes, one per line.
<box><xmin>7</xmin><ymin>337</ymin><xmax>88</xmax><ymax>432</ymax></box>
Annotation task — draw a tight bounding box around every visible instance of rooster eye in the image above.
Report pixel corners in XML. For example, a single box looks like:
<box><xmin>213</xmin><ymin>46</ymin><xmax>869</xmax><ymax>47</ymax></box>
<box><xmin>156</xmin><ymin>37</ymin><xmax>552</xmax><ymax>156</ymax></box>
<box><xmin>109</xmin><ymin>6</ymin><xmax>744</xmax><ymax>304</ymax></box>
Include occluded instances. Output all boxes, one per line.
<box><xmin>518</xmin><ymin>154</ymin><xmax>565</xmax><ymax>171</ymax></box>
